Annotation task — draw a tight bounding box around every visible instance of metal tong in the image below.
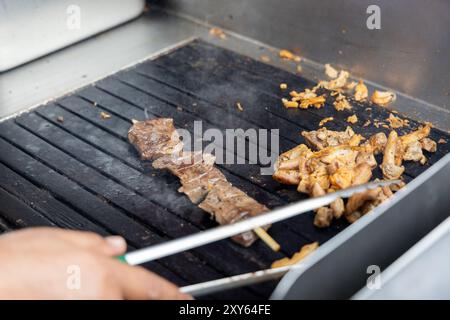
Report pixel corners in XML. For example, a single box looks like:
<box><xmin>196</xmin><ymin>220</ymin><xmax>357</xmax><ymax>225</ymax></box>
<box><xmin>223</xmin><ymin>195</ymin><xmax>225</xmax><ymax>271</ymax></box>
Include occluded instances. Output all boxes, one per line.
<box><xmin>118</xmin><ymin>180</ymin><xmax>399</xmax><ymax>266</ymax></box>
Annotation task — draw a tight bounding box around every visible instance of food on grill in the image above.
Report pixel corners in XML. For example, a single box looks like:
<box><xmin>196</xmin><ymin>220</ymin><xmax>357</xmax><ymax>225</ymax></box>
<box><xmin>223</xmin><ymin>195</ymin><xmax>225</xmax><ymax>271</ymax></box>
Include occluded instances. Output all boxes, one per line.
<box><xmin>271</xmin><ymin>242</ymin><xmax>319</xmax><ymax>268</ymax></box>
<box><xmin>325</xmin><ymin>64</ymin><xmax>338</xmax><ymax>78</ymax></box>
<box><xmin>299</xmin><ymin>96</ymin><xmax>326</xmax><ymax>109</ymax></box>
<box><xmin>421</xmin><ymin>138</ymin><xmax>437</xmax><ymax>152</ymax></box>
<box><xmin>199</xmin><ymin>180</ymin><xmax>271</xmax><ymax>247</ymax></box>
<box><xmin>354</xmin><ymin>80</ymin><xmax>368</xmax><ymax>101</ymax></box>
<box><xmin>370</xmin><ymin>90</ymin><xmax>396</xmax><ymax>106</ymax></box>
<box><xmin>128</xmin><ymin>118</ymin><xmax>183</xmax><ymax>161</ymax></box>
<box><xmin>274</xmin><ymin>121</ymin><xmax>439</xmax><ymax>227</ymax></box>
<box><xmin>260</xmin><ymin>55</ymin><xmax>271</xmax><ymax>63</ymax></box>
<box><xmin>381</xmin><ymin>124</ymin><xmax>435</xmax><ymax>178</ymax></box>
<box><xmin>100</xmin><ymin>111</ymin><xmax>111</xmax><ymax>119</ymax></box>
<box><xmin>319</xmin><ymin>117</ymin><xmax>334</xmax><ymax>127</ymax></box>
<box><xmin>209</xmin><ymin>27</ymin><xmax>227</xmax><ymax>40</ymax></box>
<box><xmin>153</xmin><ymin>152</ymin><xmax>227</xmax><ymax>204</ymax></box>
<box><xmin>323</xmin><ymin>70</ymin><xmax>350</xmax><ymax>91</ymax></box>
<box><xmin>381</xmin><ymin>131</ymin><xmax>405</xmax><ymax>179</ymax></box>
<box><xmin>368</xmin><ymin>132</ymin><xmax>387</xmax><ymax>155</ymax></box>
<box><xmin>236</xmin><ymin>102</ymin><xmax>244</xmax><ymax>112</ymax></box>
<box><xmin>280</xmin><ymin>83</ymin><xmax>288</xmax><ymax>90</ymax></box>
<box><xmin>130</xmin><ymin>118</ymin><xmax>279</xmax><ymax>249</ymax></box>
<box><xmin>387</xmin><ymin>113</ymin><xmax>409</xmax><ymax>129</ymax></box>
<box><xmin>333</xmin><ymin>93</ymin><xmax>352</xmax><ymax>111</ymax></box>
<box><xmin>279</xmin><ymin>49</ymin><xmax>301</xmax><ymax>62</ymax></box>
<box><xmin>347</xmin><ymin>114</ymin><xmax>358</xmax><ymax>124</ymax></box>
<box><xmin>301</xmin><ymin>126</ymin><xmax>362</xmax><ymax>150</ymax></box>
<box><xmin>282</xmin><ymin>98</ymin><xmax>299</xmax><ymax>108</ymax></box>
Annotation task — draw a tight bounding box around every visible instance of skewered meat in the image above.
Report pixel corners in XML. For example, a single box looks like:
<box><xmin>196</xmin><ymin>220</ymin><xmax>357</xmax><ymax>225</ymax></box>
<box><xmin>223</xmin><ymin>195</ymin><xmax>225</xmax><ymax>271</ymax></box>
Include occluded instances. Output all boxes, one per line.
<box><xmin>271</xmin><ymin>242</ymin><xmax>319</xmax><ymax>268</ymax></box>
<box><xmin>381</xmin><ymin>131</ymin><xmax>405</xmax><ymax>179</ymax></box>
<box><xmin>301</xmin><ymin>126</ymin><xmax>360</xmax><ymax>150</ymax></box>
<box><xmin>153</xmin><ymin>152</ymin><xmax>227</xmax><ymax>204</ymax></box>
<box><xmin>128</xmin><ymin>118</ymin><xmax>183</xmax><ymax>160</ymax></box>
<box><xmin>368</xmin><ymin>132</ymin><xmax>387</xmax><ymax>155</ymax></box>
<box><xmin>199</xmin><ymin>181</ymin><xmax>270</xmax><ymax>247</ymax></box>
<box><xmin>420</xmin><ymin>137</ymin><xmax>437</xmax><ymax>153</ymax></box>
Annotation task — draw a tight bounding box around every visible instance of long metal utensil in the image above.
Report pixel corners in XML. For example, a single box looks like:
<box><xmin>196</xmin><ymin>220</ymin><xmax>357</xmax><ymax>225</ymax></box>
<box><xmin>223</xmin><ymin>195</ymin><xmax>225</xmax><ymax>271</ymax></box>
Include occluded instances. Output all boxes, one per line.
<box><xmin>118</xmin><ymin>180</ymin><xmax>400</xmax><ymax>265</ymax></box>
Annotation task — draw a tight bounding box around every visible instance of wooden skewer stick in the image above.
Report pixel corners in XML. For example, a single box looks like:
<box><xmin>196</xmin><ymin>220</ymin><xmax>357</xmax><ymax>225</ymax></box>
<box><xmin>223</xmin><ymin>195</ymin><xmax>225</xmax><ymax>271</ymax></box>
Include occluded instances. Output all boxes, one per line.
<box><xmin>253</xmin><ymin>227</ymin><xmax>280</xmax><ymax>252</ymax></box>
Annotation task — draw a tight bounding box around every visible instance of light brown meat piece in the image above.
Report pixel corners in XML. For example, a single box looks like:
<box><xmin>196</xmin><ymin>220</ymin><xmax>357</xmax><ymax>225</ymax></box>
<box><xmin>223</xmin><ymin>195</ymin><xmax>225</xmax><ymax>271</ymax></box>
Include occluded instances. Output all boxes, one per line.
<box><xmin>400</xmin><ymin>124</ymin><xmax>431</xmax><ymax>146</ymax></box>
<box><xmin>128</xmin><ymin>118</ymin><xmax>183</xmax><ymax>160</ymax></box>
<box><xmin>345</xmin><ymin>188</ymin><xmax>380</xmax><ymax>216</ymax></box>
<box><xmin>153</xmin><ymin>152</ymin><xmax>227</xmax><ymax>204</ymax></box>
<box><xmin>381</xmin><ymin>131</ymin><xmax>405</xmax><ymax>179</ymax></box>
<box><xmin>420</xmin><ymin>138</ymin><xmax>437</xmax><ymax>153</ymax></box>
<box><xmin>199</xmin><ymin>181</ymin><xmax>270</xmax><ymax>247</ymax></box>
<box><xmin>301</xmin><ymin>126</ymin><xmax>360</xmax><ymax>150</ymax></box>
<box><xmin>271</xmin><ymin>242</ymin><xmax>319</xmax><ymax>268</ymax></box>
<box><xmin>330</xmin><ymin>197</ymin><xmax>345</xmax><ymax>219</ymax></box>
<box><xmin>369</xmin><ymin>132</ymin><xmax>387</xmax><ymax>155</ymax></box>
<box><xmin>356</xmin><ymin>145</ymin><xmax>377</xmax><ymax>169</ymax></box>
<box><xmin>403</xmin><ymin>141</ymin><xmax>425</xmax><ymax>163</ymax></box>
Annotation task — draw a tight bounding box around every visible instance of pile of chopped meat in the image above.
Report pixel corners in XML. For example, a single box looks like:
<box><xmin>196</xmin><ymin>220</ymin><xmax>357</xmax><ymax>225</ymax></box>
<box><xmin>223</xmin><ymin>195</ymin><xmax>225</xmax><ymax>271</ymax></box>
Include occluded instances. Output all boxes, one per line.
<box><xmin>273</xmin><ymin>124</ymin><xmax>437</xmax><ymax>227</ymax></box>
<box><xmin>129</xmin><ymin>118</ymin><xmax>273</xmax><ymax>247</ymax></box>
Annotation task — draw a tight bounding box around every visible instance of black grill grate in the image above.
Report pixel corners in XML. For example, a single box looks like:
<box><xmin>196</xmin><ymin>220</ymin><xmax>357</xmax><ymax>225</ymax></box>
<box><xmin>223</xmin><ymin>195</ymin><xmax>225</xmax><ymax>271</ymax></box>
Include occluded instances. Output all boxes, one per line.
<box><xmin>0</xmin><ymin>40</ymin><xmax>448</xmax><ymax>299</ymax></box>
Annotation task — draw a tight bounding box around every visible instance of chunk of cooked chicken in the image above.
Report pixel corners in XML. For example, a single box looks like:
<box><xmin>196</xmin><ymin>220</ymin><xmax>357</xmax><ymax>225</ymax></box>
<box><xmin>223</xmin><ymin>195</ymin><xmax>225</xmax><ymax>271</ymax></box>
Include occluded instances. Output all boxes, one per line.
<box><xmin>420</xmin><ymin>137</ymin><xmax>437</xmax><ymax>153</ymax></box>
<box><xmin>273</xmin><ymin>169</ymin><xmax>300</xmax><ymax>185</ymax></box>
<box><xmin>400</xmin><ymin>124</ymin><xmax>431</xmax><ymax>146</ymax></box>
<box><xmin>345</xmin><ymin>188</ymin><xmax>380</xmax><ymax>216</ymax></box>
<box><xmin>301</xmin><ymin>126</ymin><xmax>360</xmax><ymax>150</ymax></box>
<box><xmin>275</xmin><ymin>144</ymin><xmax>310</xmax><ymax>170</ymax></box>
<box><xmin>330</xmin><ymin>197</ymin><xmax>345</xmax><ymax>219</ymax></box>
<box><xmin>356</xmin><ymin>145</ymin><xmax>377</xmax><ymax>169</ymax></box>
<box><xmin>314</xmin><ymin>207</ymin><xmax>334</xmax><ymax>228</ymax></box>
<box><xmin>370</xmin><ymin>90</ymin><xmax>396</xmax><ymax>106</ymax></box>
<box><xmin>354</xmin><ymin>80</ymin><xmax>368</xmax><ymax>101</ymax></box>
<box><xmin>351</xmin><ymin>163</ymin><xmax>373</xmax><ymax>185</ymax></box>
<box><xmin>381</xmin><ymin>131</ymin><xmax>405</xmax><ymax>179</ymax></box>
<box><xmin>369</xmin><ymin>132</ymin><xmax>387</xmax><ymax>155</ymax></box>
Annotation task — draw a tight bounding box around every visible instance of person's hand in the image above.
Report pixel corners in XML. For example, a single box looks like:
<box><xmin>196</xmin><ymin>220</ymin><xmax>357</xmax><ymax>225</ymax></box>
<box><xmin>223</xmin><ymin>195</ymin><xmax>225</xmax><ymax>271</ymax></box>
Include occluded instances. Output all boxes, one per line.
<box><xmin>0</xmin><ymin>227</ymin><xmax>191</xmax><ymax>300</ymax></box>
